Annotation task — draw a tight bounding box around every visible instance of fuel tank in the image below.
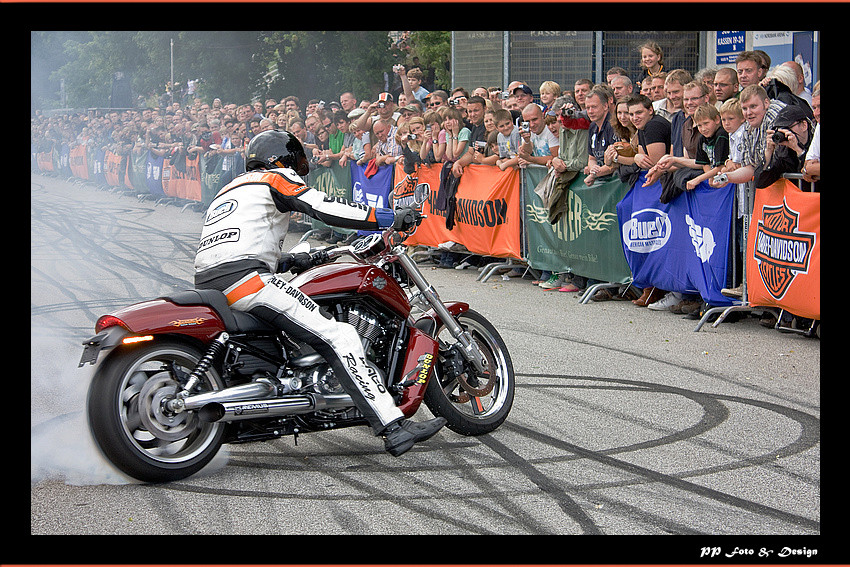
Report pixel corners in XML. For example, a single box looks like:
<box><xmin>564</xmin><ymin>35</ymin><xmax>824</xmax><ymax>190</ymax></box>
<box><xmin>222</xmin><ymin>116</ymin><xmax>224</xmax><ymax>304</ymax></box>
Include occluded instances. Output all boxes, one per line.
<box><xmin>292</xmin><ymin>262</ymin><xmax>411</xmax><ymax>318</ymax></box>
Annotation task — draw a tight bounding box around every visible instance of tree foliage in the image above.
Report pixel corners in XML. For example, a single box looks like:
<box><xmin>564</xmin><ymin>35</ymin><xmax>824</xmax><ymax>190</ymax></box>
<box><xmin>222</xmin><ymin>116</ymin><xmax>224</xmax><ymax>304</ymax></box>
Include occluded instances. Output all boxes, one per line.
<box><xmin>258</xmin><ymin>31</ymin><xmax>395</xmax><ymax>106</ymax></box>
<box><xmin>31</xmin><ymin>30</ymin><xmax>451</xmax><ymax>111</ymax></box>
<box><xmin>410</xmin><ymin>31</ymin><xmax>452</xmax><ymax>91</ymax></box>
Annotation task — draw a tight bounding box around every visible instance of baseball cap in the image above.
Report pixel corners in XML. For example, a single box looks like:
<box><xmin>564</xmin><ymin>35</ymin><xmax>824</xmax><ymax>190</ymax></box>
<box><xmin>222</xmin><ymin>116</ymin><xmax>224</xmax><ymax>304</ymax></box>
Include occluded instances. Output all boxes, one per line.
<box><xmin>772</xmin><ymin>105</ymin><xmax>809</xmax><ymax>129</ymax></box>
<box><xmin>513</xmin><ymin>84</ymin><xmax>533</xmax><ymax>96</ymax></box>
<box><xmin>377</xmin><ymin>92</ymin><xmax>394</xmax><ymax>103</ymax></box>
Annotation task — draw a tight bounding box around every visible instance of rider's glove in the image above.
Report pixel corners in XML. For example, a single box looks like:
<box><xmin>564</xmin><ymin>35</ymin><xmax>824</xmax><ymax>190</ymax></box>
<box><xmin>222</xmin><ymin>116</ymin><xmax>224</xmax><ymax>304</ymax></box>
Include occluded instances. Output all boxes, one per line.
<box><xmin>278</xmin><ymin>252</ymin><xmax>313</xmax><ymax>274</ymax></box>
<box><xmin>392</xmin><ymin>207</ymin><xmax>421</xmax><ymax>232</ymax></box>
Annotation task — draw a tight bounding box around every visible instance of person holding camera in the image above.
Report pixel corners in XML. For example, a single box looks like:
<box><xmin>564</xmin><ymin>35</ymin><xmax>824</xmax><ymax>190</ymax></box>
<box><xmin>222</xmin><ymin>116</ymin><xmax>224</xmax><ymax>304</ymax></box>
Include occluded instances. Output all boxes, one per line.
<box><xmin>447</xmin><ymin>95</ymin><xmax>488</xmax><ymax>177</ymax></box>
<box><xmin>754</xmin><ymin>104</ymin><xmax>814</xmax><ymax>190</ymax></box>
<box><xmin>517</xmin><ymin>103</ymin><xmax>559</xmax><ymax>169</ymax></box>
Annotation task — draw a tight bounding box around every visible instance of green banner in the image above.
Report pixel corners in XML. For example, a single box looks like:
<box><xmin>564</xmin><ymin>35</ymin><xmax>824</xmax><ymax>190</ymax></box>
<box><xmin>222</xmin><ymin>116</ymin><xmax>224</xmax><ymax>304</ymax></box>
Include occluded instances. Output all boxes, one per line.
<box><xmin>309</xmin><ymin>162</ymin><xmax>355</xmax><ymax>234</ymax></box>
<box><xmin>128</xmin><ymin>150</ymin><xmax>149</xmax><ymax>193</ymax></box>
<box><xmin>523</xmin><ymin>166</ymin><xmax>631</xmax><ymax>284</ymax></box>
<box><xmin>200</xmin><ymin>153</ymin><xmax>225</xmax><ymax>205</ymax></box>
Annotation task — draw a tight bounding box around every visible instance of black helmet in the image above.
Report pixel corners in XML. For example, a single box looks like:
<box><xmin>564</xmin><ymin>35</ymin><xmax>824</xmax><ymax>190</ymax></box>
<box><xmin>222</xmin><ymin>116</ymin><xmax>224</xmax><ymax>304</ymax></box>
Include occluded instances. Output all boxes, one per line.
<box><xmin>245</xmin><ymin>130</ymin><xmax>309</xmax><ymax>176</ymax></box>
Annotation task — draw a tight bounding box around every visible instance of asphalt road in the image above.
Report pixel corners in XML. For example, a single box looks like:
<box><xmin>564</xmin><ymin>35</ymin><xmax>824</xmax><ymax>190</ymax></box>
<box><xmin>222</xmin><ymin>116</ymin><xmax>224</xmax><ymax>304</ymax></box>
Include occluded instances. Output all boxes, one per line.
<box><xmin>30</xmin><ymin>172</ymin><xmax>822</xmax><ymax>554</ymax></box>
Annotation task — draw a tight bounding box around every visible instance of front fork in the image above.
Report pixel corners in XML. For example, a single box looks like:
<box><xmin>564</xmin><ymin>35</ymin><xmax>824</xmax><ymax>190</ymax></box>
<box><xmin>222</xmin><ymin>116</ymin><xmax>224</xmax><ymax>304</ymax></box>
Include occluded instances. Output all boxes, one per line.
<box><xmin>396</xmin><ymin>252</ymin><xmax>487</xmax><ymax>374</ymax></box>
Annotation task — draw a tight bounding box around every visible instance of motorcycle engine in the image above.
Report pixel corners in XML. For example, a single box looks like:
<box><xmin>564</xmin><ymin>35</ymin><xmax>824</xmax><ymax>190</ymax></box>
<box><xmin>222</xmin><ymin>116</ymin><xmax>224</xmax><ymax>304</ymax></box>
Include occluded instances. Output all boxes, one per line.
<box><xmin>288</xmin><ymin>304</ymin><xmax>398</xmax><ymax>399</ymax></box>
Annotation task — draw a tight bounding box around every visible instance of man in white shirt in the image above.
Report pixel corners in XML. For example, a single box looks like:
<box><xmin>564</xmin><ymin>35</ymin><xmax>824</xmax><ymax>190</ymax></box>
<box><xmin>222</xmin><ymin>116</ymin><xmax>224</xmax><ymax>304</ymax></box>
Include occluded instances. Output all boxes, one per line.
<box><xmin>518</xmin><ymin>103</ymin><xmax>559</xmax><ymax>167</ymax></box>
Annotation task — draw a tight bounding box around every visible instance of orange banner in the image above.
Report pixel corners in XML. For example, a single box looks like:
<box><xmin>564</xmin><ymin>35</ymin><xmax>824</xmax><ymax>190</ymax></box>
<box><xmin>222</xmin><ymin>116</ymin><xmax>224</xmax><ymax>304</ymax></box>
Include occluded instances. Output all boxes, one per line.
<box><xmin>69</xmin><ymin>145</ymin><xmax>88</xmax><ymax>180</ymax></box>
<box><xmin>162</xmin><ymin>154</ymin><xmax>202</xmax><ymax>201</ymax></box>
<box><xmin>36</xmin><ymin>152</ymin><xmax>53</xmax><ymax>172</ymax></box>
<box><xmin>746</xmin><ymin>178</ymin><xmax>819</xmax><ymax>320</ymax></box>
<box><xmin>103</xmin><ymin>151</ymin><xmax>124</xmax><ymax>187</ymax></box>
<box><xmin>404</xmin><ymin>163</ymin><xmax>522</xmax><ymax>258</ymax></box>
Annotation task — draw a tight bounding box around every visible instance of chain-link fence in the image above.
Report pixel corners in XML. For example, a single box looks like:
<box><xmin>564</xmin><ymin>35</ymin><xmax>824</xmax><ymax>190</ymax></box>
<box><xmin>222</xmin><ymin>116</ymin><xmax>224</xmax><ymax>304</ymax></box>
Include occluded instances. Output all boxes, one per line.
<box><xmin>451</xmin><ymin>31</ymin><xmax>702</xmax><ymax>94</ymax></box>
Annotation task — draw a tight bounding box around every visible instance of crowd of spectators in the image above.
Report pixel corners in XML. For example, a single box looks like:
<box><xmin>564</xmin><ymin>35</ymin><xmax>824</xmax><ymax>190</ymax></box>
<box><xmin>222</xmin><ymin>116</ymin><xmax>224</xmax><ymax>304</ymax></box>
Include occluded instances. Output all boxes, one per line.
<box><xmin>31</xmin><ymin>40</ymin><xmax>820</xmax><ymax>331</ymax></box>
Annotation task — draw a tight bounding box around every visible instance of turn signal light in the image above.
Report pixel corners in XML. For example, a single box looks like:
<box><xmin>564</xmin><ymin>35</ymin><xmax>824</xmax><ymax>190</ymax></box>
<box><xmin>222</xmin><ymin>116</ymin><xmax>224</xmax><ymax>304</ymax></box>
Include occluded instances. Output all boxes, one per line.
<box><xmin>122</xmin><ymin>335</ymin><xmax>154</xmax><ymax>344</ymax></box>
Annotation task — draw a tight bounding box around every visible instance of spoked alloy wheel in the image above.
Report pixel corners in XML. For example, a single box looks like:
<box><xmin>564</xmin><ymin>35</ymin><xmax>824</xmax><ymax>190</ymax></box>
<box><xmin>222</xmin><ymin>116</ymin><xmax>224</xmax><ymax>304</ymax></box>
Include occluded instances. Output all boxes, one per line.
<box><xmin>87</xmin><ymin>339</ymin><xmax>226</xmax><ymax>483</ymax></box>
<box><xmin>425</xmin><ymin>309</ymin><xmax>514</xmax><ymax>435</ymax></box>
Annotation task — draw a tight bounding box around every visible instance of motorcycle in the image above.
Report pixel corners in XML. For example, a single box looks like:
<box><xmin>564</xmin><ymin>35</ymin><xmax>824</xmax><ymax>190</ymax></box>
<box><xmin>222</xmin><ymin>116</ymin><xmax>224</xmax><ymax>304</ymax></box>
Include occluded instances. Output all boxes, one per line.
<box><xmin>80</xmin><ymin>186</ymin><xmax>514</xmax><ymax>483</ymax></box>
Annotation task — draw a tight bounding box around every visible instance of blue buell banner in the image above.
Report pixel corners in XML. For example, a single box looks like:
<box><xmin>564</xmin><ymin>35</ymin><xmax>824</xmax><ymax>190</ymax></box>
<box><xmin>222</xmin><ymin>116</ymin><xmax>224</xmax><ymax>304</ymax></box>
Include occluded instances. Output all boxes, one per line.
<box><xmin>351</xmin><ymin>162</ymin><xmax>394</xmax><ymax>210</ymax></box>
<box><xmin>617</xmin><ymin>172</ymin><xmax>736</xmax><ymax>306</ymax></box>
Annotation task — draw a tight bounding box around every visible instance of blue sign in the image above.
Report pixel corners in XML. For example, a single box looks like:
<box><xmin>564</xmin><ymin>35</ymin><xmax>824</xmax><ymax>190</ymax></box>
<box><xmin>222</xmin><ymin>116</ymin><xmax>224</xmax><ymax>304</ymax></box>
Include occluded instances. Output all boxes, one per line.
<box><xmin>716</xmin><ymin>31</ymin><xmax>746</xmax><ymax>65</ymax></box>
<box><xmin>617</xmin><ymin>172</ymin><xmax>736</xmax><ymax>306</ymax></box>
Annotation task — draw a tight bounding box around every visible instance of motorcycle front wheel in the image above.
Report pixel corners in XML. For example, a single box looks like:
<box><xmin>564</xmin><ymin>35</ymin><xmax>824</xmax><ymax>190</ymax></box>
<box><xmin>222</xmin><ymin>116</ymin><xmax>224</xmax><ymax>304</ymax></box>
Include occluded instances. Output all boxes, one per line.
<box><xmin>87</xmin><ymin>339</ymin><xmax>227</xmax><ymax>483</ymax></box>
<box><xmin>425</xmin><ymin>309</ymin><xmax>514</xmax><ymax>435</ymax></box>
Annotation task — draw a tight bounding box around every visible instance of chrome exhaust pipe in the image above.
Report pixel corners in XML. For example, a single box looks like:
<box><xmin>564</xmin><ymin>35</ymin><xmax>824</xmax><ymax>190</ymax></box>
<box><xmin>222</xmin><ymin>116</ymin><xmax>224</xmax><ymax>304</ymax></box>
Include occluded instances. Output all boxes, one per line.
<box><xmin>176</xmin><ymin>379</ymin><xmax>277</xmax><ymax>412</ymax></box>
<box><xmin>198</xmin><ymin>393</ymin><xmax>354</xmax><ymax>422</ymax></box>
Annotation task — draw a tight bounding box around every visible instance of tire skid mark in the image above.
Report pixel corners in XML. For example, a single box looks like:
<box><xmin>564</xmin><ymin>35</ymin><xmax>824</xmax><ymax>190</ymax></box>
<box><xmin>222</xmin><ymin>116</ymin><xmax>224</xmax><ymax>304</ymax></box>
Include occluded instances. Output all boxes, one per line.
<box><xmin>507</xmin><ymin>374</ymin><xmax>820</xmax><ymax>531</ymax></box>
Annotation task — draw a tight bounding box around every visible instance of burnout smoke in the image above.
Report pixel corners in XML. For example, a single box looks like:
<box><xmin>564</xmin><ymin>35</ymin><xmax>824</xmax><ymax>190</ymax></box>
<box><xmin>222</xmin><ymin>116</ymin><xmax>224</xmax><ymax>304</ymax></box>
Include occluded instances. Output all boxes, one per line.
<box><xmin>30</xmin><ymin>335</ymin><xmax>230</xmax><ymax>485</ymax></box>
<box><xmin>30</xmin><ymin>336</ymin><xmax>134</xmax><ymax>485</ymax></box>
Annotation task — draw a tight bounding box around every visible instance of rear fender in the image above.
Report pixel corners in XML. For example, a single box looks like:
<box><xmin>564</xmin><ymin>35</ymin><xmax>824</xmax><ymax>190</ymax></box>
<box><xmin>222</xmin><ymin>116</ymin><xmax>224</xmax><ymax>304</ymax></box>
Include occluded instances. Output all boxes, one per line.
<box><xmin>79</xmin><ymin>325</ymin><xmax>131</xmax><ymax>367</ymax></box>
<box><xmin>411</xmin><ymin>301</ymin><xmax>469</xmax><ymax>336</ymax></box>
<box><xmin>78</xmin><ymin>298</ymin><xmax>227</xmax><ymax>367</ymax></box>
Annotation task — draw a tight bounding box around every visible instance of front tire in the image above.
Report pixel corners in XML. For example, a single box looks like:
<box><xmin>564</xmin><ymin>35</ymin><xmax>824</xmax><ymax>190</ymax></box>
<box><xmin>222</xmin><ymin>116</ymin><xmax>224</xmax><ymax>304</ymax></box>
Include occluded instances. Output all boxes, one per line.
<box><xmin>87</xmin><ymin>338</ymin><xmax>227</xmax><ymax>483</ymax></box>
<box><xmin>424</xmin><ymin>309</ymin><xmax>514</xmax><ymax>435</ymax></box>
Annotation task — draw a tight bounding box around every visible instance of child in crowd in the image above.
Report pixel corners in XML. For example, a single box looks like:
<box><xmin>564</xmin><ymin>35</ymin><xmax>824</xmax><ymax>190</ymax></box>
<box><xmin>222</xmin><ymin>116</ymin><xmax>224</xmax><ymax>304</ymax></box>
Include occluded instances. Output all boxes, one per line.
<box><xmin>719</xmin><ymin>98</ymin><xmax>747</xmax><ymax>215</ymax></box>
<box><xmin>494</xmin><ymin>109</ymin><xmax>521</xmax><ymax>171</ymax></box>
<box><xmin>472</xmin><ymin>130</ymin><xmax>500</xmax><ymax>166</ymax></box>
<box><xmin>686</xmin><ymin>104</ymin><xmax>730</xmax><ymax>190</ymax></box>
<box><xmin>421</xmin><ymin>109</ymin><xmax>446</xmax><ymax>163</ymax></box>
<box><xmin>718</xmin><ymin>97</ymin><xmax>748</xmax><ymax>300</ymax></box>
<box><xmin>348</xmin><ymin>122</ymin><xmax>369</xmax><ymax>166</ymax></box>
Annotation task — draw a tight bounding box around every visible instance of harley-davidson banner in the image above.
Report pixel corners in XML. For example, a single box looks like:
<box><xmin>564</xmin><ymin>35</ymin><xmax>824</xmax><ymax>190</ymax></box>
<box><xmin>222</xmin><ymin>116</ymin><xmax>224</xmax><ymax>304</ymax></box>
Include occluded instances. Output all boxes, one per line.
<box><xmin>746</xmin><ymin>178</ymin><xmax>820</xmax><ymax>320</ymax></box>
<box><xmin>403</xmin><ymin>163</ymin><xmax>522</xmax><ymax>259</ymax></box>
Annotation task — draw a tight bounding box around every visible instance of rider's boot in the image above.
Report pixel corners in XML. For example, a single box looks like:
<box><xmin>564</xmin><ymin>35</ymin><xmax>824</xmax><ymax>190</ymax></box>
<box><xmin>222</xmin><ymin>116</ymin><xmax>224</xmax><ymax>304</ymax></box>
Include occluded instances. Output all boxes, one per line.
<box><xmin>381</xmin><ymin>417</ymin><xmax>447</xmax><ymax>457</ymax></box>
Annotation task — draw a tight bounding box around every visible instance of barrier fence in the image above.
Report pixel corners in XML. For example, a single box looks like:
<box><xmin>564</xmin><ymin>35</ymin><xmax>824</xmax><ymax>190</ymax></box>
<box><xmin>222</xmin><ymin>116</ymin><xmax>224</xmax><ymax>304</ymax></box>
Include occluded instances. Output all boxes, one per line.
<box><xmin>33</xmin><ymin>142</ymin><xmax>819</xmax><ymax>328</ymax></box>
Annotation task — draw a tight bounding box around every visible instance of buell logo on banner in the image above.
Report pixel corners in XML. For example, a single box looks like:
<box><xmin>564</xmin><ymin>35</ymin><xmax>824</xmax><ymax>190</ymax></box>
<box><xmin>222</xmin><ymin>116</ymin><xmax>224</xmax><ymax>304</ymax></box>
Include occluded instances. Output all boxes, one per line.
<box><xmin>621</xmin><ymin>208</ymin><xmax>672</xmax><ymax>253</ymax></box>
<box><xmin>753</xmin><ymin>199</ymin><xmax>816</xmax><ymax>300</ymax></box>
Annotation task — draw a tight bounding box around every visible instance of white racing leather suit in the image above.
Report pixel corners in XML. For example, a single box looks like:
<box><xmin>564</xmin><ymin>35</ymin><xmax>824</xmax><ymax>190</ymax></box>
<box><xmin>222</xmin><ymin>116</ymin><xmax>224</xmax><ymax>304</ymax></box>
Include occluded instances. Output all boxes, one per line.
<box><xmin>195</xmin><ymin>167</ymin><xmax>404</xmax><ymax>433</ymax></box>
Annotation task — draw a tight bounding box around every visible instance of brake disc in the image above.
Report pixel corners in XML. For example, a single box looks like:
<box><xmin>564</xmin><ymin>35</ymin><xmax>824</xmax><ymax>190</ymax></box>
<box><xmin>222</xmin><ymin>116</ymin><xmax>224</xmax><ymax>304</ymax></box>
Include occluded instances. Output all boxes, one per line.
<box><xmin>455</xmin><ymin>337</ymin><xmax>498</xmax><ymax>398</ymax></box>
<box><xmin>137</xmin><ymin>373</ymin><xmax>197</xmax><ymax>441</ymax></box>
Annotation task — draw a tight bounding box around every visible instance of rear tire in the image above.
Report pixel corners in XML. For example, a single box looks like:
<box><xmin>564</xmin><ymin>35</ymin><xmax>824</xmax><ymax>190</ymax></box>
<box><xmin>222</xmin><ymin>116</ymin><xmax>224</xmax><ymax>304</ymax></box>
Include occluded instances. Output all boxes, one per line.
<box><xmin>87</xmin><ymin>338</ymin><xmax>227</xmax><ymax>483</ymax></box>
<box><xmin>424</xmin><ymin>309</ymin><xmax>514</xmax><ymax>435</ymax></box>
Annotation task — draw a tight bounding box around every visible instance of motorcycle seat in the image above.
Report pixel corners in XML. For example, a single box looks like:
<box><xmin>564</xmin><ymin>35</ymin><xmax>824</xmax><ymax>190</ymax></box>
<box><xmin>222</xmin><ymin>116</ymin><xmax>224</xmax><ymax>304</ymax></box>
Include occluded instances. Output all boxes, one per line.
<box><xmin>163</xmin><ymin>289</ymin><xmax>278</xmax><ymax>333</ymax></box>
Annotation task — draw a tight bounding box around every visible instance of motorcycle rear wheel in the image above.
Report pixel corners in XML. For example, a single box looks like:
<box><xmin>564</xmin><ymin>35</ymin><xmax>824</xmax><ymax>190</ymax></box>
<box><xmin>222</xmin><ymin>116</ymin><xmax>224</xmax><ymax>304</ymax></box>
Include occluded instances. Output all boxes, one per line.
<box><xmin>87</xmin><ymin>339</ymin><xmax>227</xmax><ymax>483</ymax></box>
<box><xmin>425</xmin><ymin>309</ymin><xmax>514</xmax><ymax>435</ymax></box>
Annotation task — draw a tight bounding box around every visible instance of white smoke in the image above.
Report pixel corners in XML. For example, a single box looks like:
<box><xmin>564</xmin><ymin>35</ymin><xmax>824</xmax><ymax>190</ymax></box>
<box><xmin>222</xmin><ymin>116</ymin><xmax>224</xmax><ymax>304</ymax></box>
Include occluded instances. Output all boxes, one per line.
<box><xmin>30</xmin><ymin>335</ymin><xmax>135</xmax><ymax>485</ymax></box>
<box><xmin>31</xmin><ymin>335</ymin><xmax>230</xmax><ymax>485</ymax></box>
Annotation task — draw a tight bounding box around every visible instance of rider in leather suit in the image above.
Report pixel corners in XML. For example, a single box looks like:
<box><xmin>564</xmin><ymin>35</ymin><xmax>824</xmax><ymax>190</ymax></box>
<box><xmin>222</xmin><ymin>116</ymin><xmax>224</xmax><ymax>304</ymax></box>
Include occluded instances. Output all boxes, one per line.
<box><xmin>194</xmin><ymin>130</ymin><xmax>445</xmax><ymax>457</ymax></box>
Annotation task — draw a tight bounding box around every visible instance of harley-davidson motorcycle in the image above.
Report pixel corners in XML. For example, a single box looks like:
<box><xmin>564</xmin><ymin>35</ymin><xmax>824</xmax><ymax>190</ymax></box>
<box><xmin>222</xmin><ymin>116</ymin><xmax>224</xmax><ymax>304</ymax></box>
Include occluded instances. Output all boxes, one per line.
<box><xmin>80</xmin><ymin>187</ymin><xmax>514</xmax><ymax>483</ymax></box>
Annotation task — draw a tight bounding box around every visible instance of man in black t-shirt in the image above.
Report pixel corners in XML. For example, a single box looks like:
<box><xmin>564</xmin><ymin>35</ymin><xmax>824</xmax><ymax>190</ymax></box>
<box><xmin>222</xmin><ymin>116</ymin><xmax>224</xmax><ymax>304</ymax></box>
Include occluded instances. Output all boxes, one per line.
<box><xmin>584</xmin><ymin>86</ymin><xmax>617</xmax><ymax>185</ymax></box>
<box><xmin>626</xmin><ymin>94</ymin><xmax>671</xmax><ymax>185</ymax></box>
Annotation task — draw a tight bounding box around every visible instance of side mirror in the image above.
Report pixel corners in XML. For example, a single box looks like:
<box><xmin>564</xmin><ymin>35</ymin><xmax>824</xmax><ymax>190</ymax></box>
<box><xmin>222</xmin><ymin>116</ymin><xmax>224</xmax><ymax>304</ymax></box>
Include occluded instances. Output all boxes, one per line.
<box><xmin>413</xmin><ymin>183</ymin><xmax>430</xmax><ymax>206</ymax></box>
<box><xmin>289</xmin><ymin>241</ymin><xmax>311</xmax><ymax>254</ymax></box>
